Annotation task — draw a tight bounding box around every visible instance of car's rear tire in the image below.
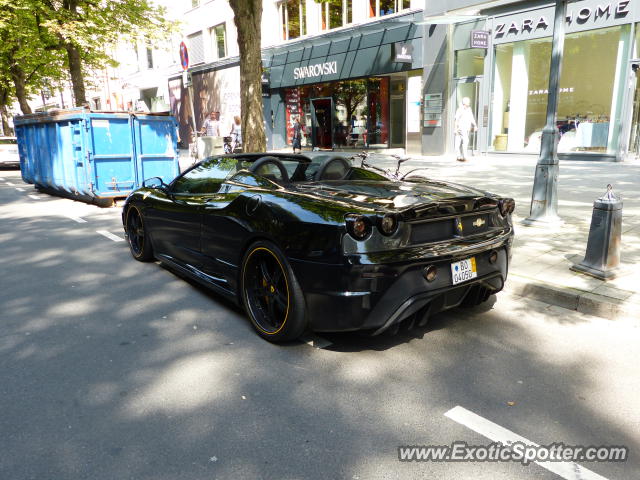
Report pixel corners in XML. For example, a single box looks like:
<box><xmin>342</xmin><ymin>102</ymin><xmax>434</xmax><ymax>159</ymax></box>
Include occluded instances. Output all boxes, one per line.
<box><xmin>126</xmin><ymin>206</ymin><xmax>154</xmax><ymax>262</ymax></box>
<box><xmin>240</xmin><ymin>240</ymin><xmax>307</xmax><ymax>342</ymax></box>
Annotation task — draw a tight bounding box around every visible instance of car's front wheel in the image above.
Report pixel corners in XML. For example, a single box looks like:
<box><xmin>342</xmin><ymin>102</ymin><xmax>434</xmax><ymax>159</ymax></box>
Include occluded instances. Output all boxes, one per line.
<box><xmin>126</xmin><ymin>206</ymin><xmax>154</xmax><ymax>262</ymax></box>
<box><xmin>240</xmin><ymin>241</ymin><xmax>307</xmax><ymax>342</ymax></box>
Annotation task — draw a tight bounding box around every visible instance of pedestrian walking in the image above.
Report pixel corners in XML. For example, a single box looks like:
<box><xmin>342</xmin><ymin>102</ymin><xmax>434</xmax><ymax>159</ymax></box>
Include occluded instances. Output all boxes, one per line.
<box><xmin>200</xmin><ymin>111</ymin><xmax>220</xmax><ymax>137</ymax></box>
<box><xmin>454</xmin><ymin>97</ymin><xmax>477</xmax><ymax>162</ymax></box>
<box><xmin>292</xmin><ymin>115</ymin><xmax>302</xmax><ymax>153</ymax></box>
<box><xmin>230</xmin><ymin>116</ymin><xmax>242</xmax><ymax>152</ymax></box>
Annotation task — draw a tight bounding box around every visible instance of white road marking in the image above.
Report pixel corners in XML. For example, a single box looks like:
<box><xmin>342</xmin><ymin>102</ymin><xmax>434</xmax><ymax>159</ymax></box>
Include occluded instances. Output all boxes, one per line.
<box><xmin>6</xmin><ymin>182</ymin><xmax>15</xmax><ymax>186</ymax></box>
<box><xmin>66</xmin><ymin>215</ymin><xmax>87</xmax><ymax>224</ymax></box>
<box><xmin>96</xmin><ymin>230</ymin><xmax>124</xmax><ymax>242</ymax></box>
<box><xmin>15</xmin><ymin>187</ymin><xmax>25</xmax><ymax>192</ymax></box>
<box><xmin>300</xmin><ymin>334</ymin><xmax>333</xmax><ymax>349</ymax></box>
<box><xmin>444</xmin><ymin>406</ymin><xmax>608</xmax><ymax>480</ymax></box>
<box><xmin>28</xmin><ymin>195</ymin><xmax>41</xmax><ymax>200</ymax></box>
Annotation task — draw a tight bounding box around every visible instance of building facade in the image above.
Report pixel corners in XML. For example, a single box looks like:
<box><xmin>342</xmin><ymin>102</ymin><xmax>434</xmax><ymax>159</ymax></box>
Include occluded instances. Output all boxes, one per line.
<box><xmin>168</xmin><ymin>0</ymin><xmax>242</xmax><ymax>146</ymax></box>
<box><xmin>170</xmin><ymin>0</ymin><xmax>437</xmax><ymax>154</ymax></box>
<box><xmin>260</xmin><ymin>1</ymin><xmax>429</xmax><ymax>154</ymax></box>
<box><xmin>426</xmin><ymin>0</ymin><xmax>640</xmax><ymax>161</ymax></box>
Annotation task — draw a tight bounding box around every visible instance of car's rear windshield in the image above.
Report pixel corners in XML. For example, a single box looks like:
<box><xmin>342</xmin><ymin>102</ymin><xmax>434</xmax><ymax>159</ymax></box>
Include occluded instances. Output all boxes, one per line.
<box><xmin>0</xmin><ymin>138</ymin><xmax>17</xmax><ymax>145</ymax></box>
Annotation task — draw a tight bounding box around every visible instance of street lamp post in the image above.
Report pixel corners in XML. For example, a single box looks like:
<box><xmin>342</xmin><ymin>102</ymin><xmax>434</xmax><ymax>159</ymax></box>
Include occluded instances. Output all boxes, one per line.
<box><xmin>523</xmin><ymin>0</ymin><xmax>567</xmax><ymax>226</ymax></box>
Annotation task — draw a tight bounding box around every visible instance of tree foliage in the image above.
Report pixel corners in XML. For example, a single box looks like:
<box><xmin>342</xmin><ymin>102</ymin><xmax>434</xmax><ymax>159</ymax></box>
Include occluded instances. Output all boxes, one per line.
<box><xmin>0</xmin><ymin>0</ymin><xmax>173</xmax><ymax>114</ymax></box>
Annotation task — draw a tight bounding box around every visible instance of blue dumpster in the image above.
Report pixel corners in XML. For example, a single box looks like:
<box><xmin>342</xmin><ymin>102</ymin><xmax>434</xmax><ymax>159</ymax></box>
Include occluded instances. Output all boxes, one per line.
<box><xmin>14</xmin><ymin>108</ymin><xmax>179</xmax><ymax>205</ymax></box>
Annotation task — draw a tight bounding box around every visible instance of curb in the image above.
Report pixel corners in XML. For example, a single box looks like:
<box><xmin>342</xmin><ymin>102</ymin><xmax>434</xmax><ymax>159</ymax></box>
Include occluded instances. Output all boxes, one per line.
<box><xmin>506</xmin><ymin>274</ymin><xmax>638</xmax><ymax>320</ymax></box>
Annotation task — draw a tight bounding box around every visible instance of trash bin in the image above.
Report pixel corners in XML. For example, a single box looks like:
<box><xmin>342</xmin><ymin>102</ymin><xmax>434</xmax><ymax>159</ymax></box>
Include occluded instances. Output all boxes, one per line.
<box><xmin>14</xmin><ymin>107</ymin><xmax>180</xmax><ymax>205</ymax></box>
<box><xmin>494</xmin><ymin>134</ymin><xmax>508</xmax><ymax>151</ymax></box>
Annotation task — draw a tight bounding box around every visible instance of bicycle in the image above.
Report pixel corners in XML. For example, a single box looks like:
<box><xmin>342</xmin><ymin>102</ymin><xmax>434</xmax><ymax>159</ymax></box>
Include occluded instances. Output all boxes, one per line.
<box><xmin>351</xmin><ymin>151</ymin><xmax>430</xmax><ymax>182</ymax></box>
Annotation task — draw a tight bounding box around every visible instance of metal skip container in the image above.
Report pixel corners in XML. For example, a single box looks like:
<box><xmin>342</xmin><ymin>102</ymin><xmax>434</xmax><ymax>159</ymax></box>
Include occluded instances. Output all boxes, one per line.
<box><xmin>14</xmin><ymin>108</ymin><xmax>180</xmax><ymax>205</ymax></box>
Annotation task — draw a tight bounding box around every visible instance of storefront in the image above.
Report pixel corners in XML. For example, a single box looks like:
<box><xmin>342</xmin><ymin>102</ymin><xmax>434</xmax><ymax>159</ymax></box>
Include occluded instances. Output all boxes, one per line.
<box><xmin>262</xmin><ymin>11</ymin><xmax>424</xmax><ymax>153</ymax></box>
<box><xmin>450</xmin><ymin>0</ymin><xmax>640</xmax><ymax>160</ymax></box>
<box><xmin>168</xmin><ymin>62</ymin><xmax>241</xmax><ymax>147</ymax></box>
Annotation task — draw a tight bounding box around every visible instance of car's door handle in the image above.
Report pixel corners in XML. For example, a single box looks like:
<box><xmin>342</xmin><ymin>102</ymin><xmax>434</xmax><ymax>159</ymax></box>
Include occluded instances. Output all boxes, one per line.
<box><xmin>246</xmin><ymin>195</ymin><xmax>261</xmax><ymax>215</ymax></box>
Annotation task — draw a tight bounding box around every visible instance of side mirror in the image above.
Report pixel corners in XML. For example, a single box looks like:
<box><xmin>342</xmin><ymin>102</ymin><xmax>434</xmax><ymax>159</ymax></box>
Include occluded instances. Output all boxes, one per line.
<box><xmin>143</xmin><ymin>177</ymin><xmax>167</xmax><ymax>189</ymax></box>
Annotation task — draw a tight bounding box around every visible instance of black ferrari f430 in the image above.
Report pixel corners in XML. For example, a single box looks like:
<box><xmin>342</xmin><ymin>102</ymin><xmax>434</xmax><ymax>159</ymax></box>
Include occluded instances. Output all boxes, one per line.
<box><xmin>122</xmin><ymin>153</ymin><xmax>515</xmax><ymax>342</ymax></box>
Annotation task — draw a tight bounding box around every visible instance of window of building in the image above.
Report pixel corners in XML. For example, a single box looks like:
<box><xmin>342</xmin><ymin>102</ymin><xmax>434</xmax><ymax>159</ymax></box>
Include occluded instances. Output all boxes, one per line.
<box><xmin>210</xmin><ymin>23</ymin><xmax>226</xmax><ymax>59</ymax></box>
<box><xmin>188</xmin><ymin>31</ymin><xmax>205</xmax><ymax>65</ymax></box>
<box><xmin>146</xmin><ymin>46</ymin><xmax>154</xmax><ymax>69</ymax></box>
<box><xmin>455</xmin><ymin>49</ymin><xmax>484</xmax><ymax>78</ymax></box>
<box><xmin>369</xmin><ymin>0</ymin><xmax>409</xmax><ymax>18</ymax></box>
<box><xmin>279</xmin><ymin>0</ymin><xmax>306</xmax><ymax>40</ymax></box>
<box><xmin>489</xmin><ymin>25</ymin><xmax>630</xmax><ymax>154</ymax></box>
<box><xmin>318</xmin><ymin>0</ymin><xmax>352</xmax><ymax>31</ymax></box>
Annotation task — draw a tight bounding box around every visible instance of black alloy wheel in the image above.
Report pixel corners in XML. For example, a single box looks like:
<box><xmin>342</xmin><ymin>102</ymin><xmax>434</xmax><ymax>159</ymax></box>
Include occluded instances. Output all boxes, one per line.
<box><xmin>126</xmin><ymin>206</ymin><xmax>153</xmax><ymax>262</ymax></box>
<box><xmin>241</xmin><ymin>241</ymin><xmax>306</xmax><ymax>342</ymax></box>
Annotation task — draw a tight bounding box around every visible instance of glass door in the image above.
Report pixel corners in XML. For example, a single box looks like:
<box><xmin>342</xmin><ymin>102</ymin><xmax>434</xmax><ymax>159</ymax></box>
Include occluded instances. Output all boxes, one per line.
<box><xmin>310</xmin><ymin>97</ymin><xmax>334</xmax><ymax>150</ymax></box>
<box><xmin>455</xmin><ymin>78</ymin><xmax>481</xmax><ymax>154</ymax></box>
<box><xmin>625</xmin><ymin>63</ymin><xmax>640</xmax><ymax>160</ymax></box>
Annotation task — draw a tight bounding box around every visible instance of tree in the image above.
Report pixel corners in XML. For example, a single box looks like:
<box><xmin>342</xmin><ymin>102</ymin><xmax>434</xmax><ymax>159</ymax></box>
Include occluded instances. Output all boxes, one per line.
<box><xmin>0</xmin><ymin>0</ymin><xmax>67</xmax><ymax>114</ymax></box>
<box><xmin>38</xmin><ymin>0</ymin><xmax>172</xmax><ymax>106</ymax></box>
<box><xmin>230</xmin><ymin>0</ymin><xmax>266</xmax><ymax>152</ymax></box>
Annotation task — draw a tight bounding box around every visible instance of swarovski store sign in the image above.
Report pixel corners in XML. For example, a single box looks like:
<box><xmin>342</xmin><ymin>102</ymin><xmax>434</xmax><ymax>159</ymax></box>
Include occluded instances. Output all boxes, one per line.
<box><xmin>493</xmin><ymin>0</ymin><xmax>633</xmax><ymax>44</ymax></box>
<box><xmin>293</xmin><ymin>61</ymin><xmax>338</xmax><ymax>80</ymax></box>
<box><xmin>394</xmin><ymin>42</ymin><xmax>414</xmax><ymax>63</ymax></box>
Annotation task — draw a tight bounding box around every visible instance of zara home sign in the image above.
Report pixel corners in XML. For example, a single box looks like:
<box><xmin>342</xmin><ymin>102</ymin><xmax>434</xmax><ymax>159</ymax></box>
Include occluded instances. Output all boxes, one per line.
<box><xmin>293</xmin><ymin>61</ymin><xmax>338</xmax><ymax>80</ymax></box>
<box><xmin>494</xmin><ymin>0</ymin><xmax>630</xmax><ymax>39</ymax></box>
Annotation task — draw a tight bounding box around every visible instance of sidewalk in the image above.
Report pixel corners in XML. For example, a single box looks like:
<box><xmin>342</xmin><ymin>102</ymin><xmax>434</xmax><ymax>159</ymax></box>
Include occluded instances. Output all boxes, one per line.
<box><xmin>366</xmin><ymin>152</ymin><xmax>640</xmax><ymax>320</ymax></box>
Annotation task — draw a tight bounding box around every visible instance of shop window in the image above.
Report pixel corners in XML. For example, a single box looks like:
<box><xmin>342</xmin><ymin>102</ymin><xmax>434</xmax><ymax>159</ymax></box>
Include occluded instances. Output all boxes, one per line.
<box><xmin>369</xmin><ymin>0</ymin><xmax>409</xmax><ymax>18</ymax></box>
<box><xmin>279</xmin><ymin>0</ymin><xmax>306</xmax><ymax>41</ymax></box>
<box><xmin>490</xmin><ymin>25</ymin><xmax>629</xmax><ymax>154</ymax></box>
<box><xmin>317</xmin><ymin>0</ymin><xmax>352</xmax><ymax>30</ymax></box>
<box><xmin>455</xmin><ymin>49</ymin><xmax>484</xmax><ymax>78</ymax></box>
<box><xmin>284</xmin><ymin>78</ymin><xmax>390</xmax><ymax>149</ymax></box>
<box><xmin>210</xmin><ymin>24</ymin><xmax>227</xmax><ymax>59</ymax></box>
<box><xmin>146</xmin><ymin>46</ymin><xmax>154</xmax><ymax>69</ymax></box>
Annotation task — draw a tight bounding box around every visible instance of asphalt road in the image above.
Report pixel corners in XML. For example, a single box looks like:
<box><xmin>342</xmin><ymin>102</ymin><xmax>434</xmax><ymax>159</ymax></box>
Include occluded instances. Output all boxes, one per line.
<box><xmin>1</xmin><ymin>168</ymin><xmax>638</xmax><ymax>480</ymax></box>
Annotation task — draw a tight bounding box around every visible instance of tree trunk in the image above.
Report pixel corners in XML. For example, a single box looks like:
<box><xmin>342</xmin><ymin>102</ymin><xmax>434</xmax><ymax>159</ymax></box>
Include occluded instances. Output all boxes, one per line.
<box><xmin>230</xmin><ymin>0</ymin><xmax>266</xmax><ymax>152</ymax></box>
<box><xmin>0</xmin><ymin>87</ymin><xmax>11</xmax><ymax>134</ymax></box>
<box><xmin>0</xmin><ymin>104</ymin><xmax>11</xmax><ymax>135</ymax></box>
<box><xmin>10</xmin><ymin>64</ymin><xmax>32</xmax><ymax>115</ymax></box>
<box><xmin>66</xmin><ymin>42</ymin><xmax>86</xmax><ymax>106</ymax></box>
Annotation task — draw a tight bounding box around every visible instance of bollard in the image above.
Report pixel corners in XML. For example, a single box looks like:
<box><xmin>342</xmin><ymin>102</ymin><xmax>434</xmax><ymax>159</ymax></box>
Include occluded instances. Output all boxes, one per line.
<box><xmin>571</xmin><ymin>185</ymin><xmax>622</xmax><ymax>280</ymax></box>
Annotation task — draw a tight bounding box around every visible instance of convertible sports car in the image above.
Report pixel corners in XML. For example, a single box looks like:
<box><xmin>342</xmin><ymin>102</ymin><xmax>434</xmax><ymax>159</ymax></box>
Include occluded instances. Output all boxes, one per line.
<box><xmin>122</xmin><ymin>153</ymin><xmax>515</xmax><ymax>342</ymax></box>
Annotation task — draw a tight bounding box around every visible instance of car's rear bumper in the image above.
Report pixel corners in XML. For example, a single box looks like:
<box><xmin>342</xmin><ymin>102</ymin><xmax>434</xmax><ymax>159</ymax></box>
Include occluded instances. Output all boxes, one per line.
<box><xmin>290</xmin><ymin>233</ymin><xmax>512</xmax><ymax>333</ymax></box>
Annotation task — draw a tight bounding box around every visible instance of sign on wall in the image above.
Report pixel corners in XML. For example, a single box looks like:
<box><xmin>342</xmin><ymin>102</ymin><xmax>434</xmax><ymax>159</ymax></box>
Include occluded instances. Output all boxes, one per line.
<box><xmin>470</xmin><ymin>30</ymin><xmax>490</xmax><ymax>49</ymax></box>
<box><xmin>293</xmin><ymin>61</ymin><xmax>338</xmax><ymax>80</ymax></box>
<box><xmin>424</xmin><ymin>93</ymin><xmax>443</xmax><ymax>128</ymax></box>
<box><xmin>493</xmin><ymin>0</ymin><xmax>632</xmax><ymax>44</ymax></box>
<box><xmin>394</xmin><ymin>43</ymin><xmax>414</xmax><ymax>63</ymax></box>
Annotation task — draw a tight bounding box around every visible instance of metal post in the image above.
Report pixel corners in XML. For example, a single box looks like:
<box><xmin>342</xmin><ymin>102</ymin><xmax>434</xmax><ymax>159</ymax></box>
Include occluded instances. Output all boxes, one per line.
<box><xmin>184</xmin><ymin>71</ymin><xmax>199</xmax><ymax>160</ymax></box>
<box><xmin>523</xmin><ymin>0</ymin><xmax>567</xmax><ymax>226</ymax></box>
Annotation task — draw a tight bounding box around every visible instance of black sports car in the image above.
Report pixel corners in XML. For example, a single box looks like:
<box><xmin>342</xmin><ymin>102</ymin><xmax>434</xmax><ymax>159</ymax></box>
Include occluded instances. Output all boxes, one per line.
<box><xmin>122</xmin><ymin>153</ymin><xmax>514</xmax><ymax>342</ymax></box>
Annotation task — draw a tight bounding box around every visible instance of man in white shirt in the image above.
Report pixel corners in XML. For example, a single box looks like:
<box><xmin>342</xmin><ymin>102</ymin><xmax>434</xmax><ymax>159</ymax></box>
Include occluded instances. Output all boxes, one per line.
<box><xmin>200</xmin><ymin>111</ymin><xmax>220</xmax><ymax>137</ymax></box>
<box><xmin>454</xmin><ymin>97</ymin><xmax>477</xmax><ymax>162</ymax></box>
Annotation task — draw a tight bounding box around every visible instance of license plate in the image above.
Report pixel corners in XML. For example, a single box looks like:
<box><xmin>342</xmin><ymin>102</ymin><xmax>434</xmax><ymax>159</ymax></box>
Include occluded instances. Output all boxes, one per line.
<box><xmin>451</xmin><ymin>257</ymin><xmax>477</xmax><ymax>285</ymax></box>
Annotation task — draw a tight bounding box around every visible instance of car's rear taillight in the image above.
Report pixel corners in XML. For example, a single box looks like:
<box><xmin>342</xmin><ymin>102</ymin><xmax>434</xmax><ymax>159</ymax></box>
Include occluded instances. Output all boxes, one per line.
<box><xmin>499</xmin><ymin>198</ymin><xmax>515</xmax><ymax>216</ymax></box>
<box><xmin>345</xmin><ymin>214</ymin><xmax>372</xmax><ymax>240</ymax></box>
<box><xmin>378</xmin><ymin>213</ymin><xmax>398</xmax><ymax>236</ymax></box>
